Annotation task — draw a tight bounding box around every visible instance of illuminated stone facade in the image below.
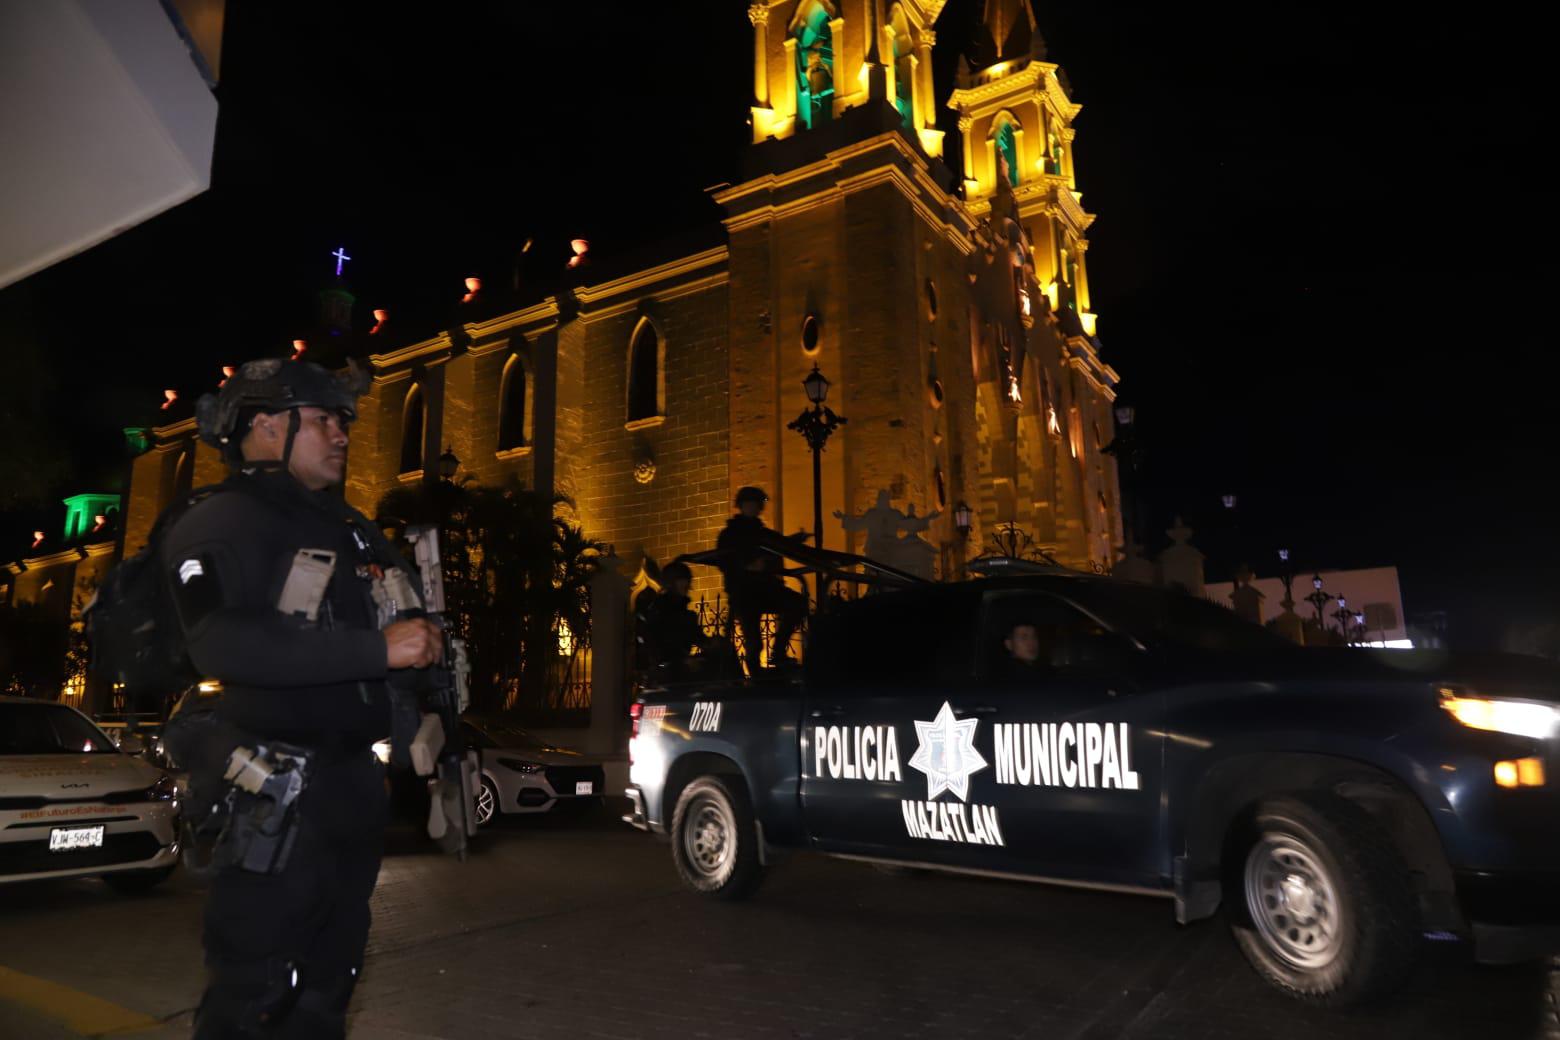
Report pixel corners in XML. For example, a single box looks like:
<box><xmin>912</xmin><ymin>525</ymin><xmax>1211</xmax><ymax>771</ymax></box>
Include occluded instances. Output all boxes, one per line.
<box><xmin>124</xmin><ymin>0</ymin><xmax>1122</xmax><ymax>583</ymax></box>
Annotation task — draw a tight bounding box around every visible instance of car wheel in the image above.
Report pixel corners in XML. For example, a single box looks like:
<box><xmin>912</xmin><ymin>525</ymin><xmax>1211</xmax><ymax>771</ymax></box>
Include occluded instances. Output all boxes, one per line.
<box><xmin>103</xmin><ymin>865</ymin><xmax>176</xmax><ymax>895</ymax></box>
<box><xmin>670</xmin><ymin>776</ymin><xmax>763</xmax><ymax>900</ymax></box>
<box><xmin>1228</xmin><ymin>793</ymin><xmax>1418</xmax><ymax>1007</ymax></box>
<box><xmin>473</xmin><ymin>776</ymin><xmax>499</xmax><ymax>828</ymax></box>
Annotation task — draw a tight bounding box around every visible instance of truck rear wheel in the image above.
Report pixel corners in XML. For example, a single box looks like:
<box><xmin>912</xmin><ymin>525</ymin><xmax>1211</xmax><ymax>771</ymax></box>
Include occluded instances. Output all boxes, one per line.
<box><xmin>1228</xmin><ymin>793</ymin><xmax>1418</xmax><ymax>1006</ymax></box>
<box><xmin>670</xmin><ymin>776</ymin><xmax>763</xmax><ymax>900</ymax></box>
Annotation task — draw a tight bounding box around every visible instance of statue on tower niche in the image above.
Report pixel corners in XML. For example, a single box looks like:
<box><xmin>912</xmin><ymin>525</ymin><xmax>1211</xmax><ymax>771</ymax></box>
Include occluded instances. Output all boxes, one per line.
<box><xmin>835</xmin><ymin>490</ymin><xmax>941</xmax><ymax>580</ymax></box>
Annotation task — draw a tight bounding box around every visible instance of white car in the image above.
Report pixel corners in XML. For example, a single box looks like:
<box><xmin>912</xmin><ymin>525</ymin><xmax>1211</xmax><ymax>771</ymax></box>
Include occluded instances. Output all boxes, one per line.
<box><xmin>463</xmin><ymin>719</ymin><xmax>606</xmax><ymax>826</ymax></box>
<box><xmin>0</xmin><ymin>696</ymin><xmax>180</xmax><ymax>892</ymax></box>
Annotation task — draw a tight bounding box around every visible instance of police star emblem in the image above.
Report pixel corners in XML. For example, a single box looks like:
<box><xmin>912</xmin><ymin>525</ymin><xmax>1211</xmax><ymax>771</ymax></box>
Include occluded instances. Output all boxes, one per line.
<box><xmin>908</xmin><ymin>701</ymin><xmax>988</xmax><ymax>802</ymax></box>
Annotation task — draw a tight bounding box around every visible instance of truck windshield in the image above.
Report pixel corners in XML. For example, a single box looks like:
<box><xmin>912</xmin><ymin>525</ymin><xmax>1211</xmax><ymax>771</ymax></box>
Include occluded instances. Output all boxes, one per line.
<box><xmin>0</xmin><ymin>702</ymin><xmax>120</xmax><ymax>755</ymax></box>
<box><xmin>1065</xmin><ymin>584</ymin><xmax>1293</xmax><ymax>655</ymax></box>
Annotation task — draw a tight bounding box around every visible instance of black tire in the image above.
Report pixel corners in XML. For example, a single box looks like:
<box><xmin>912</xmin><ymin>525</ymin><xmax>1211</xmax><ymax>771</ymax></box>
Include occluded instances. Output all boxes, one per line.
<box><xmin>103</xmin><ymin>865</ymin><xmax>176</xmax><ymax>895</ymax></box>
<box><xmin>474</xmin><ymin>776</ymin><xmax>500</xmax><ymax>828</ymax></box>
<box><xmin>669</xmin><ymin>776</ymin><xmax>763</xmax><ymax>900</ymax></box>
<box><xmin>1227</xmin><ymin>792</ymin><xmax>1419</xmax><ymax>1007</ymax></box>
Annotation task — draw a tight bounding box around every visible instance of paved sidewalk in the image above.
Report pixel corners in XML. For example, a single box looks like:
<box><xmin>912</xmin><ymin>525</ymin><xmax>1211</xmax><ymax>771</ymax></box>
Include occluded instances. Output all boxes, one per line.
<box><xmin>2</xmin><ymin>804</ymin><xmax>1557</xmax><ymax>1039</ymax></box>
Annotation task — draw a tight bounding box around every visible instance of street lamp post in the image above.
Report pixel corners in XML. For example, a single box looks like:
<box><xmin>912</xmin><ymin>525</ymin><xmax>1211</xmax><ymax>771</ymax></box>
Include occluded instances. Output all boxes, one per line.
<box><xmin>786</xmin><ymin>364</ymin><xmax>847</xmax><ymax>549</ymax></box>
<box><xmin>1101</xmin><ymin>405</ymin><xmax>1141</xmax><ymax>548</ymax></box>
<box><xmin>1305</xmin><ymin>573</ymin><xmax>1333</xmax><ymax>627</ymax></box>
<box><xmin>1332</xmin><ymin>596</ymin><xmax>1354</xmax><ymax>642</ymax></box>
<box><xmin>1276</xmin><ymin>548</ymin><xmax>1296</xmax><ymax>613</ymax></box>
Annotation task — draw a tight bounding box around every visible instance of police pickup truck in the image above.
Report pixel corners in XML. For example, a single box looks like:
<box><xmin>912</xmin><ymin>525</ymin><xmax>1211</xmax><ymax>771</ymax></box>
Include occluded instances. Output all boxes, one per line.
<box><xmin>625</xmin><ymin>558</ymin><xmax>1560</xmax><ymax>1007</ymax></box>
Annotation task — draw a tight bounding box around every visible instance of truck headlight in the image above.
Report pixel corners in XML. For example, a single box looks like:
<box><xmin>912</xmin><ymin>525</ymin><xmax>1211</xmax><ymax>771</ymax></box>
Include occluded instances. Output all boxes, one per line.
<box><xmin>1440</xmin><ymin>690</ymin><xmax>1560</xmax><ymax>740</ymax></box>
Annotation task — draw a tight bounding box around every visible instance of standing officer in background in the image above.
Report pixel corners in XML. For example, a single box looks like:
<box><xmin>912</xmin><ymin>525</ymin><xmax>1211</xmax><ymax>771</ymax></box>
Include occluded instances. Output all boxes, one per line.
<box><xmin>167</xmin><ymin>358</ymin><xmax>442</xmax><ymax>1037</ymax></box>
<box><xmin>716</xmin><ymin>486</ymin><xmax>807</xmax><ymax>673</ymax></box>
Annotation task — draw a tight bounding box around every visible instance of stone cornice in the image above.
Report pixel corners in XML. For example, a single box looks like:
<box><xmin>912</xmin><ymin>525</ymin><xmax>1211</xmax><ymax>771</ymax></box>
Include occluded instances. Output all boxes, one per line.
<box><xmin>572</xmin><ymin>246</ymin><xmax>729</xmax><ymax>311</ymax></box>
<box><xmin>369</xmin><ymin>332</ymin><xmax>456</xmax><ymax>371</ymax></box>
<box><xmin>577</xmin><ymin>271</ymin><xmax>730</xmax><ymax>324</ymax></box>
<box><xmin>1065</xmin><ymin>335</ymin><xmax>1120</xmax><ymax>398</ymax></box>
<box><xmin>11</xmin><ymin>545</ymin><xmax>94</xmax><ymax>571</ymax></box>
<box><xmin>717</xmin><ymin>133</ymin><xmax>976</xmax><ymax>254</ymax></box>
<box><xmin>464</xmin><ymin>299</ymin><xmax>562</xmax><ymax>344</ymax></box>
<box><xmin>947</xmin><ymin>60</ymin><xmax>1082</xmax><ymax>123</ymax></box>
<box><xmin>152</xmin><ymin>417</ymin><xmax>197</xmax><ymax>441</ymax></box>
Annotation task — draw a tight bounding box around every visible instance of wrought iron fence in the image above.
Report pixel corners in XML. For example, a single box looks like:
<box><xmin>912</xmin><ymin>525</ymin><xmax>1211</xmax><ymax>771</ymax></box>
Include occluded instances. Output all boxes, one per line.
<box><xmin>546</xmin><ymin>621</ymin><xmax>592</xmax><ymax>710</ymax></box>
<box><xmin>691</xmin><ymin>592</ymin><xmax>806</xmax><ymax>677</ymax></box>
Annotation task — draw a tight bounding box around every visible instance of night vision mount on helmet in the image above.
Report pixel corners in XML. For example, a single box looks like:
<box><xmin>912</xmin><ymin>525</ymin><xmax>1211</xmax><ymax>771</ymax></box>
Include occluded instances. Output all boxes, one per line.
<box><xmin>195</xmin><ymin>358</ymin><xmax>370</xmax><ymax>454</ymax></box>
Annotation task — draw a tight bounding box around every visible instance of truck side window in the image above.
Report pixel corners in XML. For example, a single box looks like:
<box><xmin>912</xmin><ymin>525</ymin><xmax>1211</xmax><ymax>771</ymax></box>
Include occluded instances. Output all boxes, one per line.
<box><xmin>982</xmin><ymin>592</ymin><xmax>1134</xmax><ymax>680</ymax></box>
<box><xmin>808</xmin><ymin>588</ymin><xmax>977</xmax><ymax>691</ymax></box>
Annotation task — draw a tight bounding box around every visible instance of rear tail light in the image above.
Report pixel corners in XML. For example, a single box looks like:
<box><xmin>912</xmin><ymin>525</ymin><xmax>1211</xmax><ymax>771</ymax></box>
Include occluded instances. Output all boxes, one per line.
<box><xmin>629</xmin><ymin>701</ymin><xmax>642</xmax><ymax>739</ymax></box>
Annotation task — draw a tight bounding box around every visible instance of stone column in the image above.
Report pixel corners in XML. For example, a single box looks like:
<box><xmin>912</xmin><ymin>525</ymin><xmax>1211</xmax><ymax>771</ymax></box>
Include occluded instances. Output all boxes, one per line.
<box><xmin>1157</xmin><ymin>517</ymin><xmax>1206</xmax><ymax>596</ymax></box>
<box><xmin>587</xmin><ymin>551</ymin><xmax>632</xmax><ymax>755</ymax></box>
<box><xmin>1229</xmin><ymin>565</ymin><xmax>1265</xmax><ymax>624</ymax></box>
<box><xmin>916</xmin><ymin>33</ymin><xmax>935</xmax><ymax>130</ymax></box>
<box><xmin>749</xmin><ymin>3</ymin><xmax>769</xmax><ymax>106</ymax></box>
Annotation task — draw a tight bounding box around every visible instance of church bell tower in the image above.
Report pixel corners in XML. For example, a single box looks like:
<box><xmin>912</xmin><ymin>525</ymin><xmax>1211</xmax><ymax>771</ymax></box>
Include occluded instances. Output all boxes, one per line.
<box><xmin>949</xmin><ymin>0</ymin><xmax>1094</xmax><ymax>330</ymax></box>
<box><xmin>748</xmin><ymin>0</ymin><xmax>948</xmax><ymax>159</ymax></box>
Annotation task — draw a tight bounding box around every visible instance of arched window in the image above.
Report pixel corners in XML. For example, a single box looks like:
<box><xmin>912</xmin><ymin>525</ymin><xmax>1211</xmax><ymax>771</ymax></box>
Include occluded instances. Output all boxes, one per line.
<box><xmin>498</xmin><ymin>354</ymin><xmax>529</xmax><ymax>450</ymax></box>
<box><xmin>627</xmin><ymin>319</ymin><xmax>662</xmax><ymax>423</ymax></box>
<box><xmin>400</xmin><ymin>383</ymin><xmax>425</xmax><ymax>474</ymax></box>
<box><xmin>792</xmin><ymin>1</ymin><xmax>834</xmax><ymax>131</ymax></box>
<box><xmin>995</xmin><ymin>119</ymin><xmax>1020</xmax><ymax>187</ymax></box>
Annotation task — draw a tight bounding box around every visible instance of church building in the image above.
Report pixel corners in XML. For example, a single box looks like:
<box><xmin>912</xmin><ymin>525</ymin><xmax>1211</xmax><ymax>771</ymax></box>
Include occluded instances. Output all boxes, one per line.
<box><xmin>123</xmin><ymin>0</ymin><xmax>1124</xmax><ymax>590</ymax></box>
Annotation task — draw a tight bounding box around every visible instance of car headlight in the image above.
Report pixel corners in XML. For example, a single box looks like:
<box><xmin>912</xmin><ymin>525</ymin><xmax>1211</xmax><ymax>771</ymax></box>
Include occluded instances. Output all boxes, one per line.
<box><xmin>1440</xmin><ymin>690</ymin><xmax>1560</xmax><ymax>740</ymax></box>
<box><xmin>371</xmin><ymin>739</ymin><xmax>392</xmax><ymax>765</ymax></box>
<box><xmin>496</xmin><ymin>757</ymin><xmax>544</xmax><ymax>775</ymax></box>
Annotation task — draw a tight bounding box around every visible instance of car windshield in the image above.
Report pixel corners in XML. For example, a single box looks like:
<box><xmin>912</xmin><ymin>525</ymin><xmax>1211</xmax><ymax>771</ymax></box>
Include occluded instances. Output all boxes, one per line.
<box><xmin>1064</xmin><ymin>584</ymin><xmax>1293</xmax><ymax>655</ymax></box>
<box><xmin>0</xmin><ymin>702</ymin><xmax>120</xmax><ymax>755</ymax></box>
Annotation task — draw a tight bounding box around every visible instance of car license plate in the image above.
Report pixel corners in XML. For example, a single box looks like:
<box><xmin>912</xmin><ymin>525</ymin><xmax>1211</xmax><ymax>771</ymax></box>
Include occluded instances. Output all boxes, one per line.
<box><xmin>49</xmin><ymin>825</ymin><xmax>105</xmax><ymax>851</ymax></box>
<box><xmin>575</xmin><ymin>781</ymin><xmax>594</xmax><ymax>796</ymax></box>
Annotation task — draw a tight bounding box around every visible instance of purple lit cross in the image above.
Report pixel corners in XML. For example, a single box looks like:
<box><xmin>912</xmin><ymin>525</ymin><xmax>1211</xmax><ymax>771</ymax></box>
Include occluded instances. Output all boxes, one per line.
<box><xmin>332</xmin><ymin>246</ymin><xmax>351</xmax><ymax>277</ymax></box>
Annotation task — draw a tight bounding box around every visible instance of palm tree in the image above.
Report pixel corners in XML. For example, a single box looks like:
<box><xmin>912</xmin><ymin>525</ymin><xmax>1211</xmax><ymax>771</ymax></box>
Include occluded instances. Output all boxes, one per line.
<box><xmin>376</xmin><ymin>476</ymin><xmax>602</xmax><ymax>712</ymax></box>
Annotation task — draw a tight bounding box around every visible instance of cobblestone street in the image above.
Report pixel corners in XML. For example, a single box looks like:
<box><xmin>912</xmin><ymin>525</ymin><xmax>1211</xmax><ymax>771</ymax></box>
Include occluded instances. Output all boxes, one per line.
<box><xmin>2</xmin><ymin>804</ymin><xmax>1556</xmax><ymax>1039</ymax></box>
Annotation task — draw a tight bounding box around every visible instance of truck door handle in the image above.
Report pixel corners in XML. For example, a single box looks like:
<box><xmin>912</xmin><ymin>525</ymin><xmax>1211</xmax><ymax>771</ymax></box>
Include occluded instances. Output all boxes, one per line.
<box><xmin>959</xmin><ymin>705</ymin><xmax>1000</xmax><ymax>716</ymax></box>
<box><xmin>808</xmin><ymin>705</ymin><xmax>847</xmax><ymax>718</ymax></box>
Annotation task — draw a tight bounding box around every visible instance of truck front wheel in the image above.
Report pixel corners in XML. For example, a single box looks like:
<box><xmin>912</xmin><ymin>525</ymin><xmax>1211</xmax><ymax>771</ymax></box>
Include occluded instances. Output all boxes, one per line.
<box><xmin>670</xmin><ymin>776</ymin><xmax>763</xmax><ymax>900</ymax></box>
<box><xmin>1228</xmin><ymin>793</ymin><xmax>1418</xmax><ymax>1006</ymax></box>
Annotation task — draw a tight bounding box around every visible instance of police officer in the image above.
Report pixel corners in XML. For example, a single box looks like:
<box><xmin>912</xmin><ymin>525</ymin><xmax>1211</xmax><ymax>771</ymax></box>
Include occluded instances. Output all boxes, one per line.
<box><xmin>166</xmin><ymin>358</ymin><xmax>442</xmax><ymax>1038</ymax></box>
<box><xmin>715</xmin><ymin>487</ymin><xmax>807</xmax><ymax>673</ymax></box>
<box><xmin>642</xmin><ymin>561</ymin><xmax>713</xmax><ymax>672</ymax></box>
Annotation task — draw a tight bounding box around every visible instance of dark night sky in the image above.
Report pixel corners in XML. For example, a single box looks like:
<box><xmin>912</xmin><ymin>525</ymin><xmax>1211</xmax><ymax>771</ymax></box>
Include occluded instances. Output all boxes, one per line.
<box><xmin>2</xmin><ymin>1</ymin><xmax>1553</xmax><ymax>649</ymax></box>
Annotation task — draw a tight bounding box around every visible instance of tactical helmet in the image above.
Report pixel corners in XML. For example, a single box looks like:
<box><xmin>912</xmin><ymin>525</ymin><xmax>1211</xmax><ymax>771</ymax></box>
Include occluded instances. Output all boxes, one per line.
<box><xmin>196</xmin><ymin>358</ymin><xmax>368</xmax><ymax>451</ymax></box>
<box><xmin>661</xmin><ymin>561</ymin><xmax>692</xmax><ymax>583</ymax></box>
<box><xmin>734</xmin><ymin>486</ymin><xmax>769</xmax><ymax>508</ymax></box>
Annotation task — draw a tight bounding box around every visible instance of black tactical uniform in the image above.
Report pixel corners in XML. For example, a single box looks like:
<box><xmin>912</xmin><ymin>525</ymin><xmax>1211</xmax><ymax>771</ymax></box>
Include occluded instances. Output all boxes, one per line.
<box><xmin>642</xmin><ymin>564</ymin><xmax>705</xmax><ymax>671</ymax></box>
<box><xmin>166</xmin><ymin>359</ymin><xmax>407</xmax><ymax>1038</ymax></box>
<box><xmin>716</xmin><ymin>489</ymin><xmax>807</xmax><ymax>672</ymax></box>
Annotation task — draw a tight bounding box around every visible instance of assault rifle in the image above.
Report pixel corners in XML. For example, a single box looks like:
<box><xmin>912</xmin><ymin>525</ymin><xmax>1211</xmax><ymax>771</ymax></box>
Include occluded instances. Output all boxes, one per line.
<box><xmin>403</xmin><ymin>524</ymin><xmax>477</xmax><ymax>859</ymax></box>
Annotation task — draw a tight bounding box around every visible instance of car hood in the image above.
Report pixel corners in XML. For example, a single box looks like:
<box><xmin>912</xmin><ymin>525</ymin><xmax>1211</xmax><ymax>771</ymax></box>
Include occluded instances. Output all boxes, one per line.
<box><xmin>0</xmin><ymin>754</ymin><xmax>162</xmax><ymax>801</ymax></box>
<box><xmin>1152</xmin><ymin>648</ymin><xmax>1560</xmax><ymax>701</ymax></box>
<box><xmin>483</xmin><ymin>745</ymin><xmax>597</xmax><ymax>767</ymax></box>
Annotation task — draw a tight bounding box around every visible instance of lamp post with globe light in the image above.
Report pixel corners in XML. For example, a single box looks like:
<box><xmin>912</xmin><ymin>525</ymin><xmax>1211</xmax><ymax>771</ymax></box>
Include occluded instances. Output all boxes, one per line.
<box><xmin>786</xmin><ymin>364</ymin><xmax>847</xmax><ymax>549</ymax></box>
